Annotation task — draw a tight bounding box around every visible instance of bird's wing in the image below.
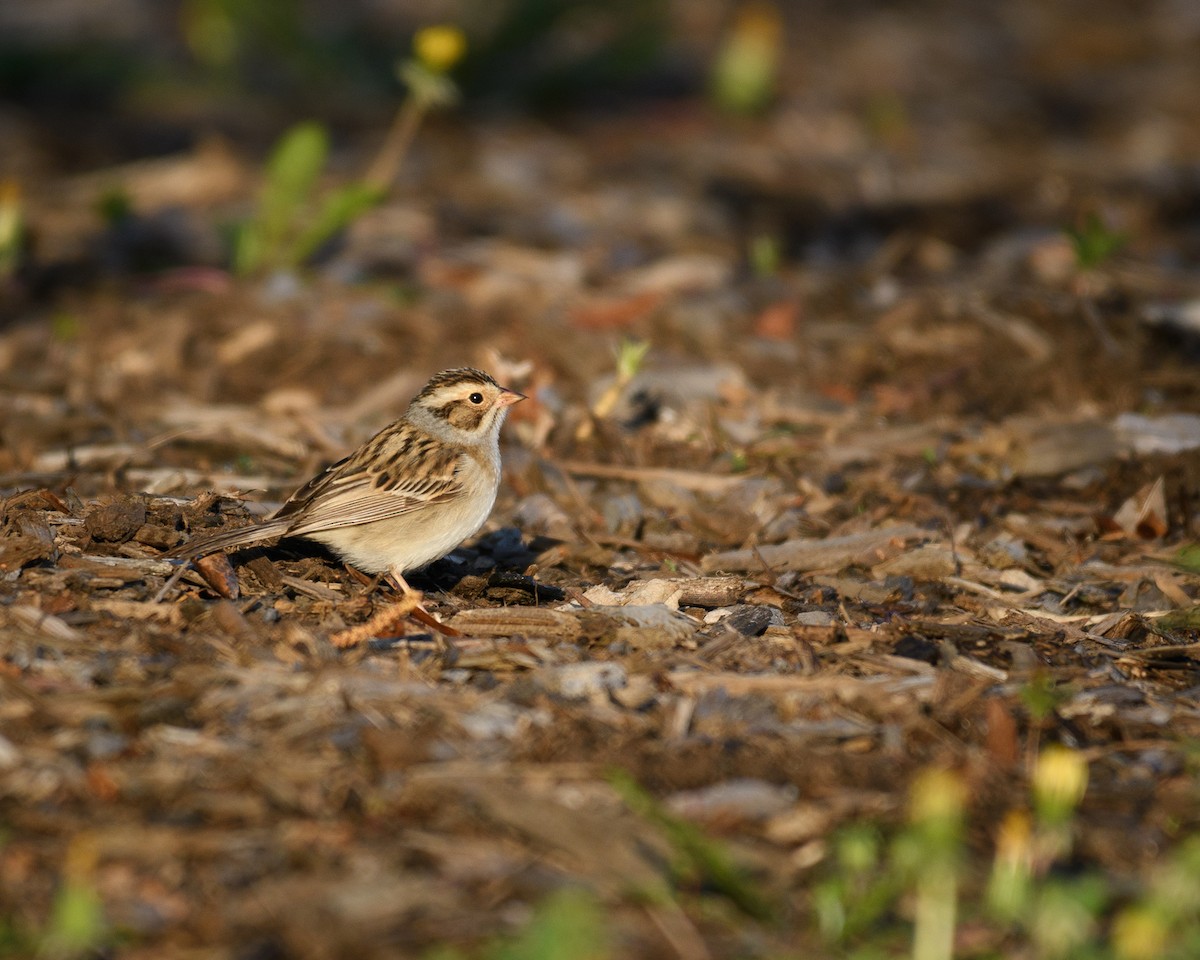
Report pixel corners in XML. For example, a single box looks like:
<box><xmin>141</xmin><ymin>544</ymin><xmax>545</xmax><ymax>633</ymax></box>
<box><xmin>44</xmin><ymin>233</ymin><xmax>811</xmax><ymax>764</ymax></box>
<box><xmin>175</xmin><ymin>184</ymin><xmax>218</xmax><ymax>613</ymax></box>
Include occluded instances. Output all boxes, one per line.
<box><xmin>275</xmin><ymin>445</ymin><xmax>465</xmax><ymax>535</ymax></box>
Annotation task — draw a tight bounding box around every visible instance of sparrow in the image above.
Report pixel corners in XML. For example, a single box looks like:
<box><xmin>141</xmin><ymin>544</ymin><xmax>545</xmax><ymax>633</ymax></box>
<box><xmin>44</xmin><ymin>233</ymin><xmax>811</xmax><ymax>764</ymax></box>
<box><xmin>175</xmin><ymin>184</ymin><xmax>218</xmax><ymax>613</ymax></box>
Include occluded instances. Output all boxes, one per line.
<box><xmin>172</xmin><ymin>367</ymin><xmax>525</xmax><ymax>605</ymax></box>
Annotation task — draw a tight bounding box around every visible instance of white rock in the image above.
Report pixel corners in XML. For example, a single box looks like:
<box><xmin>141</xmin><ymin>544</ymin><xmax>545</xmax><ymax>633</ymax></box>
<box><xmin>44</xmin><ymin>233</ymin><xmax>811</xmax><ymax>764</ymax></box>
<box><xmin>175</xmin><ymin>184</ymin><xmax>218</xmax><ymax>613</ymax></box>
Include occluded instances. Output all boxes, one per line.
<box><xmin>539</xmin><ymin>662</ymin><xmax>628</xmax><ymax>699</ymax></box>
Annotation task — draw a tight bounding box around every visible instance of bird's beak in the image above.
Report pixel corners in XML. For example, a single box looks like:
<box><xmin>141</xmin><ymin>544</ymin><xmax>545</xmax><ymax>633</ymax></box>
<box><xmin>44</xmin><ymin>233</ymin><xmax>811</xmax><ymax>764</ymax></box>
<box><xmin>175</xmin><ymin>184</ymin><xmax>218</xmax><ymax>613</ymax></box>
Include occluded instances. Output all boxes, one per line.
<box><xmin>496</xmin><ymin>387</ymin><xmax>526</xmax><ymax>407</ymax></box>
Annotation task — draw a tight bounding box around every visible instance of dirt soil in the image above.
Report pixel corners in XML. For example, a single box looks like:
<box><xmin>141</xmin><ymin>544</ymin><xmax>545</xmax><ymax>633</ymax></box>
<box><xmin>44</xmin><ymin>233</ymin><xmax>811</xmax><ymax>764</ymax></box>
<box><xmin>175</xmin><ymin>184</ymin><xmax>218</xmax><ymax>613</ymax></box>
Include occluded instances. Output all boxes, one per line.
<box><xmin>3</xmin><ymin>1</ymin><xmax>1200</xmax><ymax>957</ymax></box>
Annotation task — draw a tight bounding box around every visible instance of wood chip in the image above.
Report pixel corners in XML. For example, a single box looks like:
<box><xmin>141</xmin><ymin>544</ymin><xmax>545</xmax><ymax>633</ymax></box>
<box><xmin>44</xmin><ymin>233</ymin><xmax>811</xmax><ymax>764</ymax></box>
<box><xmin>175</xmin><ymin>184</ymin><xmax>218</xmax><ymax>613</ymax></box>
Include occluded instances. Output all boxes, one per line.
<box><xmin>448</xmin><ymin>607</ymin><xmax>583</xmax><ymax>642</ymax></box>
<box><xmin>558</xmin><ymin>460</ymin><xmax>749</xmax><ymax>493</ymax></box>
<box><xmin>666</xmin><ymin>670</ymin><xmax>936</xmax><ymax>698</ymax></box>
<box><xmin>702</xmin><ymin>525</ymin><xmax>930</xmax><ymax>573</ymax></box>
<box><xmin>675</xmin><ymin>575</ymin><xmax>748</xmax><ymax>607</ymax></box>
<box><xmin>90</xmin><ymin>599</ymin><xmax>184</xmax><ymax>624</ymax></box>
<box><xmin>6</xmin><ymin>604</ymin><xmax>82</xmax><ymax>641</ymax></box>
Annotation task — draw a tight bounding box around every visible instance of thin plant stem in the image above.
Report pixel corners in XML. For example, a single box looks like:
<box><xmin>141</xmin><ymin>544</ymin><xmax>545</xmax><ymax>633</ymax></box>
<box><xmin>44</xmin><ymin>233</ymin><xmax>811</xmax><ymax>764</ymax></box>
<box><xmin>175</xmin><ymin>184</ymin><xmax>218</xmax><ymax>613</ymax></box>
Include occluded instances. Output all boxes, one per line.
<box><xmin>363</xmin><ymin>97</ymin><xmax>426</xmax><ymax>193</ymax></box>
<box><xmin>913</xmin><ymin>865</ymin><xmax>957</xmax><ymax>960</ymax></box>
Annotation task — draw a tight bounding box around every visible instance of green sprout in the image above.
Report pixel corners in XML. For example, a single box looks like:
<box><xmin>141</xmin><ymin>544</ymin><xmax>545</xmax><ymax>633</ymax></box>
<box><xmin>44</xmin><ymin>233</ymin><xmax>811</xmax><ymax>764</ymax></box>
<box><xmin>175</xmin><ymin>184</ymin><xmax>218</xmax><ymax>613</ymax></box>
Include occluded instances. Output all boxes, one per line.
<box><xmin>1158</xmin><ymin>606</ymin><xmax>1200</xmax><ymax>631</ymax></box>
<box><xmin>907</xmin><ymin>769</ymin><xmax>966</xmax><ymax>960</ymax></box>
<box><xmin>490</xmin><ymin>889</ymin><xmax>608</xmax><ymax>960</ymax></box>
<box><xmin>51</xmin><ymin>313</ymin><xmax>81</xmax><ymax>343</ymax></box>
<box><xmin>608</xmin><ymin>769</ymin><xmax>775</xmax><ymax>922</ymax></box>
<box><xmin>232</xmin><ymin>24</ymin><xmax>466</xmax><ymax>278</ymax></box>
<box><xmin>863</xmin><ymin>92</ymin><xmax>912</xmax><ymax>146</ymax></box>
<box><xmin>814</xmin><ymin>824</ymin><xmax>903</xmax><ymax>944</ymax></box>
<box><xmin>38</xmin><ymin>837</ymin><xmax>109</xmax><ymax>959</ymax></box>
<box><xmin>96</xmin><ymin>186</ymin><xmax>133</xmax><ymax>226</ymax></box>
<box><xmin>234</xmin><ymin>121</ymin><xmax>384</xmax><ymax>277</ymax></box>
<box><xmin>614</xmin><ymin>337</ymin><xmax>650</xmax><ymax>383</ymax></box>
<box><xmin>576</xmin><ymin>338</ymin><xmax>651</xmax><ymax>442</ymax></box>
<box><xmin>1167</xmin><ymin>543</ymin><xmax>1200</xmax><ymax>575</ymax></box>
<box><xmin>987</xmin><ymin>809</ymin><xmax>1034</xmax><ymax>922</ymax></box>
<box><xmin>426</xmin><ymin>888</ymin><xmax>608</xmax><ymax>960</ymax></box>
<box><xmin>1066</xmin><ymin>211</ymin><xmax>1127</xmax><ymax>271</ymax></box>
<box><xmin>710</xmin><ymin>2</ymin><xmax>782</xmax><ymax>115</ymax></box>
<box><xmin>0</xmin><ymin>178</ymin><xmax>24</xmax><ymax>281</ymax></box>
<box><xmin>749</xmin><ymin>233</ymin><xmax>782</xmax><ymax>278</ymax></box>
<box><xmin>1019</xmin><ymin>672</ymin><xmax>1069</xmax><ymax>724</ymax></box>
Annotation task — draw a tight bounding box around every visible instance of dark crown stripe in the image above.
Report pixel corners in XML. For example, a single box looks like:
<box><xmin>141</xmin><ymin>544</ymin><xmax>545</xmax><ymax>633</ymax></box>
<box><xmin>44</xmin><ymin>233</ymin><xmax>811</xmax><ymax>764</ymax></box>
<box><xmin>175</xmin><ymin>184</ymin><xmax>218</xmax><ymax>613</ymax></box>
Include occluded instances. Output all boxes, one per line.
<box><xmin>414</xmin><ymin>367</ymin><xmax>496</xmax><ymax>401</ymax></box>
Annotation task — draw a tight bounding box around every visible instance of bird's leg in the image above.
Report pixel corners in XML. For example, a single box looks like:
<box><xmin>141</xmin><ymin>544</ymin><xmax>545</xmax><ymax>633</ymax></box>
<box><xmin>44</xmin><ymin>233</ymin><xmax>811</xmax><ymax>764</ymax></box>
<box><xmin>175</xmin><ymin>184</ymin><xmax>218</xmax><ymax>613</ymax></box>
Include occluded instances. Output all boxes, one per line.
<box><xmin>331</xmin><ymin>570</ymin><xmax>463</xmax><ymax>649</ymax></box>
<box><xmin>332</xmin><ymin>570</ymin><xmax>463</xmax><ymax>648</ymax></box>
<box><xmin>386</xmin><ymin>572</ymin><xmax>461</xmax><ymax>638</ymax></box>
<box><xmin>384</xmin><ymin>571</ymin><xmax>419</xmax><ymax>601</ymax></box>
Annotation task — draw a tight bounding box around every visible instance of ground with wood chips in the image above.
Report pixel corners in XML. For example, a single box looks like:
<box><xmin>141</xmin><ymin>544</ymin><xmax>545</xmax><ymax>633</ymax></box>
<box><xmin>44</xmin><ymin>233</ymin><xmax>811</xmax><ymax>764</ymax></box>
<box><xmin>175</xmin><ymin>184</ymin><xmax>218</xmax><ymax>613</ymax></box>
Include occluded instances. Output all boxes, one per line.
<box><xmin>3</xmin><ymin>1</ymin><xmax>1200</xmax><ymax>957</ymax></box>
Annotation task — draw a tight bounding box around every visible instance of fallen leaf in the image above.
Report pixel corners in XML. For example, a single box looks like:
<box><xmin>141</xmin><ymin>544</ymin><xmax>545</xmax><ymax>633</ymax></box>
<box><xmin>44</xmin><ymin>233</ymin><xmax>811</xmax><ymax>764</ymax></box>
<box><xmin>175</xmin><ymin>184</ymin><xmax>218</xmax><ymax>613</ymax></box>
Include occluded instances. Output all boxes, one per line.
<box><xmin>752</xmin><ymin>301</ymin><xmax>798</xmax><ymax>340</ymax></box>
<box><xmin>195</xmin><ymin>553</ymin><xmax>241</xmax><ymax>600</ymax></box>
<box><xmin>1111</xmin><ymin>476</ymin><xmax>1168</xmax><ymax>540</ymax></box>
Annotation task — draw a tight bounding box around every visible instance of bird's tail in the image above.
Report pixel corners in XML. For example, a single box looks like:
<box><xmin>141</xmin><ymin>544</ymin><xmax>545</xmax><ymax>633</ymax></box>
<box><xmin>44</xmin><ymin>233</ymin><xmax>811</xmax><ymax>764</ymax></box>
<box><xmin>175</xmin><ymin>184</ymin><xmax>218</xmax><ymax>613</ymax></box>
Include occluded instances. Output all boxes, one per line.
<box><xmin>169</xmin><ymin>518</ymin><xmax>293</xmax><ymax>561</ymax></box>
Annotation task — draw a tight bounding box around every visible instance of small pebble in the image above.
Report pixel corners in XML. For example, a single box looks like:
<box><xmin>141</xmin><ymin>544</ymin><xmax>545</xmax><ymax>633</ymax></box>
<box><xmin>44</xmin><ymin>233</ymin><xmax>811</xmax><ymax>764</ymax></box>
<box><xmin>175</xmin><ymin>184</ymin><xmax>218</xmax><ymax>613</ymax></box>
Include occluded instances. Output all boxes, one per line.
<box><xmin>666</xmin><ymin>778</ymin><xmax>799</xmax><ymax>823</ymax></box>
<box><xmin>724</xmin><ymin>604</ymin><xmax>785</xmax><ymax>636</ymax></box>
<box><xmin>538</xmin><ymin>662</ymin><xmax>627</xmax><ymax>699</ymax></box>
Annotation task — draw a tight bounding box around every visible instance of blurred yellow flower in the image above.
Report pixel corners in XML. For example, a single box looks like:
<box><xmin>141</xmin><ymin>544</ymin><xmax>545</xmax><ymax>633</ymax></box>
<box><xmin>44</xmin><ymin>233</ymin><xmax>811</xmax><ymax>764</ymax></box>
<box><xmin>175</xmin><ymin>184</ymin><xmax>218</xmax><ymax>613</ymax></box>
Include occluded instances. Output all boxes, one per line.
<box><xmin>995</xmin><ymin>809</ymin><xmax>1033</xmax><ymax>868</ymax></box>
<box><xmin>1033</xmin><ymin>746</ymin><xmax>1088</xmax><ymax>822</ymax></box>
<box><xmin>987</xmin><ymin>809</ymin><xmax>1033</xmax><ymax>919</ymax></box>
<box><xmin>0</xmin><ymin>178</ymin><xmax>21</xmax><ymax>245</ymax></box>
<box><xmin>414</xmin><ymin>25</ymin><xmax>466</xmax><ymax>73</ymax></box>
<box><xmin>1112</xmin><ymin>906</ymin><xmax>1169</xmax><ymax>960</ymax></box>
<box><xmin>910</xmin><ymin>767</ymin><xmax>967</xmax><ymax>825</ymax></box>
<box><xmin>711</xmin><ymin>1</ymin><xmax>783</xmax><ymax>114</ymax></box>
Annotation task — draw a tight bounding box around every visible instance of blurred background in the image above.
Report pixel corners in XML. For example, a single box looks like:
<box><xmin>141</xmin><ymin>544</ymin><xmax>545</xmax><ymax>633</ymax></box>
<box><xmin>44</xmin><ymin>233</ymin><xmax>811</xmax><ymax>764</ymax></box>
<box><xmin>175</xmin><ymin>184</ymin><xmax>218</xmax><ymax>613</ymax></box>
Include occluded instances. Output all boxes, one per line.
<box><xmin>2</xmin><ymin>0</ymin><xmax>1200</xmax><ymax>462</ymax></box>
<box><xmin>4</xmin><ymin>0</ymin><xmax>1200</xmax><ymax>162</ymax></box>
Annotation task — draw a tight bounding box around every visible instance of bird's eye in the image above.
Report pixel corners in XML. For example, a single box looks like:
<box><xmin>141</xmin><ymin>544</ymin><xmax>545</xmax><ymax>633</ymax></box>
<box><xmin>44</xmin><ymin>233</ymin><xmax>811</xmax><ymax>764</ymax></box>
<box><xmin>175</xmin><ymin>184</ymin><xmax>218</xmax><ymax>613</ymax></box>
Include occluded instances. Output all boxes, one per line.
<box><xmin>469</xmin><ymin>392</ymin><xmax>484</xmax><ymax>404</ymax></box>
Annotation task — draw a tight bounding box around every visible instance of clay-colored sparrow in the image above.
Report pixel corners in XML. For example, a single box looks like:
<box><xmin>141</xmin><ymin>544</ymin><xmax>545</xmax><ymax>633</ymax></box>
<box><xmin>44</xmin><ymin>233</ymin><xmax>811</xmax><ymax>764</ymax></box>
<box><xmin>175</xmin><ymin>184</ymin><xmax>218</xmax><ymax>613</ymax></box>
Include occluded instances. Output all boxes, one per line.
<box><xmin>172</xmin><ymin>367</ymin><xmax>525</xmax><ymax>598</ymax></box>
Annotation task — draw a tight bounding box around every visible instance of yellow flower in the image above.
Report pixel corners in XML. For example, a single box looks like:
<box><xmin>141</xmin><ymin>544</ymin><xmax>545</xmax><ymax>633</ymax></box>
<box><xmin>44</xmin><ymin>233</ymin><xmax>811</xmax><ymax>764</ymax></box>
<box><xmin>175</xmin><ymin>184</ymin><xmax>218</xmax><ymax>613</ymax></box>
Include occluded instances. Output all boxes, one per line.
<box><xmin>987</xmin><ymin>810</ymin><xmax>1033</xmax><ymax>919</ymax></box>
<box><xmin>1033</xmin><ymin>746</ymin><xmax>1088</xmax><ymax>821</ymax></box>
<box><xmin>1112</xmin><ymin>906</ymin><xmax>1169</xmax><ymax>960</ymax></box>
<box><xmin>910</xmin><ymin>767</ymin><xmax>967</xmax><ymax>825</ymax></box>
<box><xmin>414</xmin><ymin>25</ymin><xmax>466</xmax><ymax>73</ymax></box>
<box><xmin>994</xmin><ymin>809</ymin><xmax>1033</xmax><ymax>868</ymax></box>
<box><xmin>0</xmin><ymin>178</ymin><xmax>22</xmax><ymax>252</ymax></box>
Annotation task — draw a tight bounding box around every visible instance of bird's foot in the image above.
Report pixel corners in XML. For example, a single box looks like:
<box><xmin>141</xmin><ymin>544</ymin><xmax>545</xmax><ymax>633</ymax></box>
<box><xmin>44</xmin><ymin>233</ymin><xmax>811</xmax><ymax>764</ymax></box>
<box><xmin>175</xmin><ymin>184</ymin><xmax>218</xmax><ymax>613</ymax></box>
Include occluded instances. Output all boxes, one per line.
<box><xmin>386</xmin><ymin>573</ymin><xmax>461</xmax><ymax>638</ymax></box>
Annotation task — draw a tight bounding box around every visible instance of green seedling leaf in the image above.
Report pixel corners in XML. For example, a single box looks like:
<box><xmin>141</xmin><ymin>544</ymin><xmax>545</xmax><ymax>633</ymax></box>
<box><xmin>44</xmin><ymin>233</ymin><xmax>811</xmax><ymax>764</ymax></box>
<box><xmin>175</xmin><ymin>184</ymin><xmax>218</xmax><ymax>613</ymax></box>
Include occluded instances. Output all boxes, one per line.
<box><xmin>1019</xmin><ymin>672</ymin><xmax>1069</xmax><ymax>723</ymax></box>
<box><xmin>1066</xmin><ymin>211</ymin><xmax>1127</xmax><ymax>271</ymax></box>
<box><xmin>1168</xmin><ymin>543</ymin><xmax>1200</xmax><ymax>575</ymax></box>
<box><xmin>96</xmin><ymin>186</ymin><xmax>132</xmax><ymax>225</ymax></box>
<box><xmin>262</xmin><ymin>121</ymin><xmax>329</xmax><ymax>238</ymax></box>
<box><xmin>816</xmin><ymin>824</ymin><xmax>909</xmax><ymax>944</ymax></box>
<box><xmin>39</xmin><ymin>881</ymin><xmax>107</xmax><ymax>958</ymax></box>
<box><xmin>233</xmin><ymin>224</ymin><xmax>263</xmax><ymax>276</ymax></box>
<box><xmin>615</xmin><ymin>338</ymin><xmax>650</xmax><ymax>382</ymax></box>
<box><xmin>1156</xmin><ymin>605</ymin><xmax>1200</xmax><ymax>632</ymax></box>
<box><xmin>236</xmin><ymin>120</ymin><xmax>331</xmax><ymax>276</ymax></box>
<box><xmin>51</xmin><ymin>313</ymin><xmax>81</xmax><ymax>342</ymax></box>
<box><xmin>0</xmin><ymin>178</ymin><xmax>24</xmax><ymax>278</ymax></box>
<box><xmin>491</xmin><ymin>889</ymin><xmax>608</xmax><ymax>960</ymax></box>
<box><xmin>749</xmin><ymin>233</ymin><xmax>781</xmax><ymax>278</ymax></box>
<box><xmin>289</xmin><ymin>181</ymin><xmax>385</xmax><ymax>266</ymax></box>
<box><xmin>987</xmin><ymin>811</ymin><xmax>1034</xmax><ymax>923</ymax></box>
<box><xmin>1029</xmin><ymin>876</ymin><xmax>1107</xmax><ymax>957</ymax></box>
<box><xmin>608</xmin><ymin>769</ymin><xmax>775</xmax><ymax>922</ymax></box>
